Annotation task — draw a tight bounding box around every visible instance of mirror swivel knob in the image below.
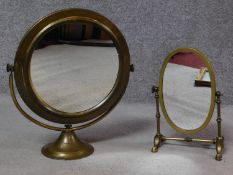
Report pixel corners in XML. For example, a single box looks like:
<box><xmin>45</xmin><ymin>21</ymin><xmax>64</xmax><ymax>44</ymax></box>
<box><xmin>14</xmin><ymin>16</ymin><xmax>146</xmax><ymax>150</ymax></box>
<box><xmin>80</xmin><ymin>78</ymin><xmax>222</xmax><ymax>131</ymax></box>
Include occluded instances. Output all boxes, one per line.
<box><xmin>130</xmin><ymin>64</ymin><xmax>134</xmax><ymax>72</ymax></box>
<box><xmin>152</xmin><ymin>86</ymin><xmax>156</xmax><ymax>93</ymax></box>
<box><xmin>6</xmin><ymin>64</ymin><xmax>14</xmax><ymax>72</ymax></box>
<box><xmin>152</xmin><ymin>86</ymin><xmax>159</xmax><ymax>93</ymax></box>
<box><xmin>216</xmin><ymin>91</ymin><xmax>222</xmax><ymax>97</ymax></box>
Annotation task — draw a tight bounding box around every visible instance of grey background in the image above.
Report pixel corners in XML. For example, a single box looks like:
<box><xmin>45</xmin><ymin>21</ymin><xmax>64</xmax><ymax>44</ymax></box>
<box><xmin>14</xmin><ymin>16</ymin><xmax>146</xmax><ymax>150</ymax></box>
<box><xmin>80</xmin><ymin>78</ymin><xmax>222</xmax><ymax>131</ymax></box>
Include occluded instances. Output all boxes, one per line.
<box><xmin>0</xmin><ymin>0</ymin><xmax>232</xmax><ymax>104</ymax></box>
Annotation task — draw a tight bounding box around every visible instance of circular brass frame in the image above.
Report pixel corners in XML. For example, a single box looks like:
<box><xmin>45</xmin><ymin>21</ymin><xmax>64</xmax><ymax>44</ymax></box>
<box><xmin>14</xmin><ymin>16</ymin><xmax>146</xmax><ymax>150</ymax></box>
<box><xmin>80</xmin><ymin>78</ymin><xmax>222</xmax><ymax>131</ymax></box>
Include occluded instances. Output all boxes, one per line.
<box><xmin>159</xmin><ymin>48</ymin><xmax>216</xmax><ymax>134</ymax></box>
<box><xmin>14</xmin><ymin>8</ymin><xmax>130</xmax><ymax>124</ymax></box>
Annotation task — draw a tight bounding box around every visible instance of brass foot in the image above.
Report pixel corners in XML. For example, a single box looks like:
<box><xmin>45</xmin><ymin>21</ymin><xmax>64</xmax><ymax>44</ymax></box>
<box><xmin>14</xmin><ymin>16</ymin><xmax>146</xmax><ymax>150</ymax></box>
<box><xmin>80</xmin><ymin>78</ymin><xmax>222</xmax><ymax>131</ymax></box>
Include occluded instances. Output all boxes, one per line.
<box><xmin>41</xmin><ymin>130</ymin><xmax>94</xmax><ymax>160</ymax></box>
<box><xmin>215</xmin><ymin>154</ymin><xmax>222</xmax><ymax>161</ymax></box>
<box><xmin>151</xmin><ymin>134</ymin><xmax>163</xmax><ymax>153</ymax></box>
<box><xmin>215</xmin><ymin>136</ymin><xmax>224</xmax><ymax>161</ymax></box>
<box><xmin>151</xmin><ymin>146</ymin><xmax>158</xmax><ymax>153</ymax></box>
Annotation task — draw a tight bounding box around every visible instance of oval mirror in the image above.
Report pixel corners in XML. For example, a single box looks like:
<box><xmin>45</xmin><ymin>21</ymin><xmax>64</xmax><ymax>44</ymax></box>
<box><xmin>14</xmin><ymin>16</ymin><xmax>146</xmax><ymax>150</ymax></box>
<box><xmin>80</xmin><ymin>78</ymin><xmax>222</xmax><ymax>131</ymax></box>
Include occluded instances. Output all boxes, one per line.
<box><xmin>159</xmin><ymin>48</ymin><xmax>216</xmax><ymax>134</ymax></box>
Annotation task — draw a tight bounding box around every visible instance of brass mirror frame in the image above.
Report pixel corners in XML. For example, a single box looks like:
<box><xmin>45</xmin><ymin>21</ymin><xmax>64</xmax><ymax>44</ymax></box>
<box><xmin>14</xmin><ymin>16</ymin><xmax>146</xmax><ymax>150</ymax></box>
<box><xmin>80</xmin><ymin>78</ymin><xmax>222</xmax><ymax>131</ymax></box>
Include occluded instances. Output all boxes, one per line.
<box><xmin>151</xmin><ymin>48</ymin><xmax>224</xmax><ymax>161</ymax></box>
<box><xmin>13</xmin><ymin>8</ymin><xmax>130</xmax><ymax>124</ymax></box>
<box><xmin>7</xmin><ymin>8</ymin><xmax>133</xmax><ymax>160</ymax></box>
<box><xmin>159</xmin><ymin>48</ymin><xmax>216</xmax><ymax>134</ymax></box>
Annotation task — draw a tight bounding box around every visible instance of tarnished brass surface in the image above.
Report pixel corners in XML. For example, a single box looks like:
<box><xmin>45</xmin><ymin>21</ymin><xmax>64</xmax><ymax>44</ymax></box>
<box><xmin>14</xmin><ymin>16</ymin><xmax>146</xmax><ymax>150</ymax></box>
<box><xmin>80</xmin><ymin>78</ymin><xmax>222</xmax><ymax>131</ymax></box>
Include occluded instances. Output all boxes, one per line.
<box><xmin>159</xmin><ymin>48</ymin><xmax>216</xmax><ymax>134</ymax></box>
<box><xmin>41</xmin><ymin>130</ymin><xmax>94</xmax><ymax>160</ymax></box>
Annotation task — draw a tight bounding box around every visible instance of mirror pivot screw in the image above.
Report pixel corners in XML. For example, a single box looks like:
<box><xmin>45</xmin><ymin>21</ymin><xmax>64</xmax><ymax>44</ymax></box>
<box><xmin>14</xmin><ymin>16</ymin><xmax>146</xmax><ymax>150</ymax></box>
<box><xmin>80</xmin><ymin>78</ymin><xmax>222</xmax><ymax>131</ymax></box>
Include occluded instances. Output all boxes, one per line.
<box><xmin>65</xmin><ymin>124</ymin><xmax>72</xmax><ymax>129</ymax></box>
<box><xmin>152</xmin><ymin>86</ymin><xmax>159</xmax><ymax>93</ymax></box>
<box><xmin>216</xmin><ymin>91</ymin><xmax>222</xmax><ymax>97</ymax></box>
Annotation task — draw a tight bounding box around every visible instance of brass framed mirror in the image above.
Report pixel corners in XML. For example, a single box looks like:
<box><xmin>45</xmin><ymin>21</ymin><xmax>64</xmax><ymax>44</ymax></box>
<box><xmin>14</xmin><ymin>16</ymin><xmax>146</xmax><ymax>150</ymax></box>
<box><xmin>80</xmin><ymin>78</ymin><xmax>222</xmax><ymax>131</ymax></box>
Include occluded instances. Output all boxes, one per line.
<box><xmin>7</xmin><ymin>8</ymin><xmax>133</xmax><ymax>160</ymax></box>
<box><xmin>151</xmin><ymin>48</ymin><xmax>224</xmax><ymax>160</ymax></box>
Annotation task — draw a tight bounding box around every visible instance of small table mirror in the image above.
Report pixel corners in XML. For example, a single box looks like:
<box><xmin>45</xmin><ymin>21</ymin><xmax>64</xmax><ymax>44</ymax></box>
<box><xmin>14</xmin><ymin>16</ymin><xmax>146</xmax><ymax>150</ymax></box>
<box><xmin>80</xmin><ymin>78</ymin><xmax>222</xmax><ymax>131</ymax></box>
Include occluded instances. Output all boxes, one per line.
<box><xmin>151</xmin><ymin>48</ymin><xmax>224</xmax><ymax>161</ymax></box>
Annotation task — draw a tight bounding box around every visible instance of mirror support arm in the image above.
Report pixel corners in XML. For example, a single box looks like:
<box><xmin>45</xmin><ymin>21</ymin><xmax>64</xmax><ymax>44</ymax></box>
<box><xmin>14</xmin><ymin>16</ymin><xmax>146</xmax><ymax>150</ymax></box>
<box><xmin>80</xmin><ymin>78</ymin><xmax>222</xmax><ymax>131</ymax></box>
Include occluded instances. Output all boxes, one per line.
<box><xmin>151</xmin><ymin>86</ymin><xmax>163</xmax><ymax>153</ymax></box>
<box><xmin>215</xmin><ymin>91</ymin><xmax>224</xmax><ymax>161</ymax></box>
<box><xmin>7</xmin><ymin>65</ymin><xmax>107</xmax><ymax>132</ymax></box>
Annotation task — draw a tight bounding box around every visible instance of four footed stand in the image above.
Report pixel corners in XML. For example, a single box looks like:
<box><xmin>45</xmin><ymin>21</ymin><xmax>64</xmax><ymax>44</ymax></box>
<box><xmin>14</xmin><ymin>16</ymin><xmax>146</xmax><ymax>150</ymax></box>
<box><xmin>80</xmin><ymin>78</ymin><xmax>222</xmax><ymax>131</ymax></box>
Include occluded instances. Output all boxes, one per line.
<box><xmin>151</xmin><ymin>86</ymin><xmax>224</xmax><ymax>161</ymax></box>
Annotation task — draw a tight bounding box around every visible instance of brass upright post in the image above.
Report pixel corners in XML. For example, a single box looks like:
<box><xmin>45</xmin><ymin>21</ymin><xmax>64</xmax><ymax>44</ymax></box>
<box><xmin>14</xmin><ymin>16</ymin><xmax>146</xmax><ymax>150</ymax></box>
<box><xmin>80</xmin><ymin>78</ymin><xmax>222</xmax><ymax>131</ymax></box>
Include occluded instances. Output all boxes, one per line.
<box><xmin>150</xmin><ymin>85</ymin><xmax>224</xmax><ymax>160</ymax></box>
<box><xmin>215</xmin><ymin>91</ymin><xmax>224</xmax><ymax>161</ymax></box>
<box><xmin>151</xmin><ymin>86</ymin><xmax>163</xmax><ymax>153</ymax></box>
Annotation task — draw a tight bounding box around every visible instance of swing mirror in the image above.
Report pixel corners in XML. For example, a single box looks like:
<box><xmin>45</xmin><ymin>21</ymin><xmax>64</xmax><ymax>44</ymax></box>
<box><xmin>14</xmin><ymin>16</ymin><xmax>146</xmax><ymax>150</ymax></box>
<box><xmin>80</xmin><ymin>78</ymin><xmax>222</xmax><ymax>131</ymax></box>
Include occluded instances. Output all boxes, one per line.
<box><xmin>159</xmin><ymin>48</ymin><xmax>216</xmax><ymax>134</ymax></box>
<box><xmin>8</xmin><ymin>8</ymin><xmax>132</xmax><ymax>160</ymax></box>
<box><xmin>152</xmin><ymin>48</ymin><xmax>224</xmax><ymax>161</ymax></box>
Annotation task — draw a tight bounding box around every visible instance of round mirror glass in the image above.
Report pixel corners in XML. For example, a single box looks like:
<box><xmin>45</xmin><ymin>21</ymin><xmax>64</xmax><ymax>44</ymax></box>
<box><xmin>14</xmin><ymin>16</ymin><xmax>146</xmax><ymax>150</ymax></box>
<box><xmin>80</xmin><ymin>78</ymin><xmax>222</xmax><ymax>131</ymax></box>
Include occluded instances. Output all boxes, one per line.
<box><xmin>30</xmin><ymin>21</ymin><xmax>118</xmax><ymax>113</ymax></box>
<box><xmin>161</xmin><ymin>49</ymin><xmax>215</xmax><ymax>132</ymax></box>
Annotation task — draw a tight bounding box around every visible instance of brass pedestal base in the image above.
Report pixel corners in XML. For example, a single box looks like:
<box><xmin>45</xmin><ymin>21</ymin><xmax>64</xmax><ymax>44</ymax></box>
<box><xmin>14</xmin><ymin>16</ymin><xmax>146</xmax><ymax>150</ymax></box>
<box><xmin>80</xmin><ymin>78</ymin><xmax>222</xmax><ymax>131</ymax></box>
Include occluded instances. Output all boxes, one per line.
<box><xmin>41</xmin><ymin>130</ymin><xmax>94</xmax><ymax>160</ymax></box>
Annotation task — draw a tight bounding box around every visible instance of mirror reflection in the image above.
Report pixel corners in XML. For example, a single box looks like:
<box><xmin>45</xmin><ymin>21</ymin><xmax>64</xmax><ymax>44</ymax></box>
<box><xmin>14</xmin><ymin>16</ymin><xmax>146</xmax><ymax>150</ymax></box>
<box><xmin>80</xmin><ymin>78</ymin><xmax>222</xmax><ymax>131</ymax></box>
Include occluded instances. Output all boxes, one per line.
<box><xmin>30</xmin><ymin>21</ymin><xmax>119</xmax><ymax>113</ymax></box>
<box><xmin>163</xmin><ymin>52</ymin><xmax>211</xmax><ymax>130</ymax></box>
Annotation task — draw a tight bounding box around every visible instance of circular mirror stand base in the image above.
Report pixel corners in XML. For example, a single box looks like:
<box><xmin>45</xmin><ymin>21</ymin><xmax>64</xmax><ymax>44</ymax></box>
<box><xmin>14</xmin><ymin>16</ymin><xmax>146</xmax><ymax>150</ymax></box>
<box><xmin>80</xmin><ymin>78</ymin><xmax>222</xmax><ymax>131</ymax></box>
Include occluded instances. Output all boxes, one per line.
<box><xmin>42</xmin><ymin>126</ymin><xmax>94</xmax><ymax>160</ymax></box>
<box><xmin>151</xmin><ymin>86</ymin><xmax>224</xmax><ymax>161</ymax></box>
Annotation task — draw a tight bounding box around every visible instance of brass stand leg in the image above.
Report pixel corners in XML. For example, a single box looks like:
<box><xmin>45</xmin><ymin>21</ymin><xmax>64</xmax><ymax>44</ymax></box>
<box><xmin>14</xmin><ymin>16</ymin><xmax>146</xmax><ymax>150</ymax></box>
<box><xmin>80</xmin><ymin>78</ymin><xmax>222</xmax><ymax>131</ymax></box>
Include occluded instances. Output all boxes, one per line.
<box><xmin>151</xmin><ymin>86</ymin><xmax>163</xmax><ymax>153</ymax></box>
<box><xmin>215</xmin><ymin>91</ymin><xmax>224</xmax><ymax>161</ymax></box>
<box><xmin>152</xmin><ymin>134</ymin><xmax>163</xmax><ymax>153</ymax></box>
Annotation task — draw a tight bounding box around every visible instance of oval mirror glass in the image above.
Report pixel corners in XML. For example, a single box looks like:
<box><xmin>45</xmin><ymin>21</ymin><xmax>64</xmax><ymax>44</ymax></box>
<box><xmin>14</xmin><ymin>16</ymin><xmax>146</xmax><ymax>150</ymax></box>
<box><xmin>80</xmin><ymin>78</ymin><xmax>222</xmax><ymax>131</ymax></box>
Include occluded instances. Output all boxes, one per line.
<box><xmin>30</xmin><ymin>21</ymin><xmax>118</xmax><ymax>113</ymax></box>
<box><xmin>160</xmin><ymin>48</ymin><xmax>216</xmax><ymax>133</ymax></box>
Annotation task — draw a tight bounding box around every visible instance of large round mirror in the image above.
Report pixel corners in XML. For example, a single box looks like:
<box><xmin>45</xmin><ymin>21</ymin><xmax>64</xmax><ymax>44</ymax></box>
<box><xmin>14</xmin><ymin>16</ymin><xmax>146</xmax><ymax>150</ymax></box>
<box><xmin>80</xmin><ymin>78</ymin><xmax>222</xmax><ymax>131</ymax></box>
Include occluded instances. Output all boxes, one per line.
<box><xmin>10</xmin><ymin>8</ymin><xmax>131</xmax><ymax>159</ymax></box>
<box><xmin>159</xmin><ymin>48</ymin><xmax>216</xmax><ymax>134</ymax></box>
<box><xmin>31</xmin><ymin>21</ymin><xmax>119</xmax><ymax>113</ymax></box>
<box><xmin>14</xmin><ymin>9</ymin><xmax>130</xmax><ymax>124</ymax></box>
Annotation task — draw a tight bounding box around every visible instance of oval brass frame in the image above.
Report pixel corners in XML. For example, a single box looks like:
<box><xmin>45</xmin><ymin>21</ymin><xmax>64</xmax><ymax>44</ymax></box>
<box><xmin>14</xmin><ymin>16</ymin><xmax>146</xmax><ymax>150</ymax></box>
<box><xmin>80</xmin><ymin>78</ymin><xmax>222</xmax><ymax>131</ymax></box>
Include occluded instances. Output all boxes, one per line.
<box><xmin>159</xmin><ymin>48</ymin><xmax>216</xmax><ymax>134</ymax></box>
<box><xmin>14</xmin><ymin>8</ymin><xmax>130</xmax><ymax>124</ymax></box>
